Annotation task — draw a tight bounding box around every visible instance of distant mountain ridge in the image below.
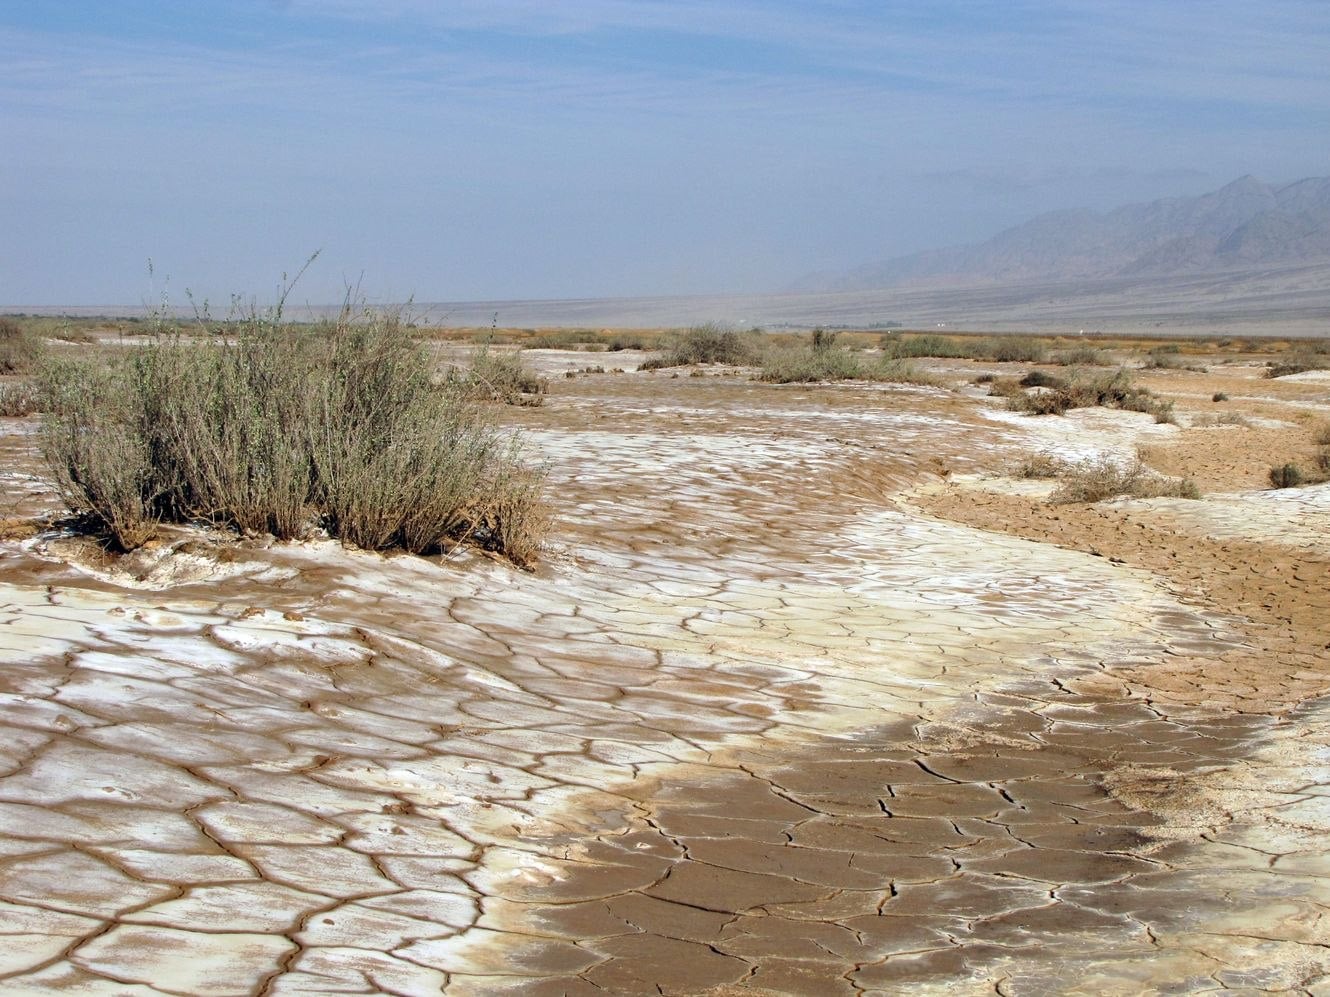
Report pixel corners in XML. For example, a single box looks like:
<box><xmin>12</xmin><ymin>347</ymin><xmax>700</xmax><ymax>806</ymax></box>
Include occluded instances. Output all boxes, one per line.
<box><xmin>814</xmin><ymin>175</ymin><xmax>1330</xmax><ymax>291</ymax></box>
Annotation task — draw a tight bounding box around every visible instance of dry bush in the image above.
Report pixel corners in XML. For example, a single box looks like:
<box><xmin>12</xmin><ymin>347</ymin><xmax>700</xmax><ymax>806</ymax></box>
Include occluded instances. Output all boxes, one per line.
<box><xmin>867</xmin><ymin>359</ymin><xmax>944</xmax><ymax>387</ymax></box>
<box><xmin>759</xmin><ymin>342</ymin><xmax>863</xmax><ymax>382</ymax></box>
<box><xmin>1265</xmin><ymin>354</ymin><xmax>1330</xmax><ymax>378</ymax></box>
<box><xmin>640</xmin><ymin>323</ymin><xmax>763</xmax><ymax>370</ymax></box>
<box><xmin>40</xmin><ymin>314</ymin><xmax>548</xmax><ymax>564</ymax></box>
<box><xmin>1313</xmin><ymin>422</ymin><xmax>1330</xmax><ymax>447</ymax></box>
<box><xmin>0</xmin><ymin>318</ymin><xmax>43</xmax><ymax>375</ymax></box>
<box><xmin>1018</xmin><ymin>369</ymin><xmax>1066</xmax><ymax>389</ymax></box>
<box><xmin>986</xmin><ymin>376</ymin><xmax>1024</xmax><ymax>398</ymax></box>
<box><xmin>1191</xmin><ymin>412</ymin><xmax>1252</xmax><ymax>428</ymax></box>
<box><xmin>1008</xmin><ymin>368</ymin><xmax>1175</xmax><ymax>423</ymax></box>
<box><xmin>1050</xmin><ymin>457</ymin><xmax>1200</xmax><ymax>504</ymax></box>
<box><xmin>456</xmin><ymin>342</ymin><xmax>548</xmax><ymax>405</ymax></box>
<box><xmin>1054</xmin><ymin>346</ymin><xmax>1111</xmax><ymax>366</ymax></box>
<box><xmin>1013</xmin><ymin>452</ymin><xmax>1072</xmax><ymax>478</ymax></box>
<box><xmin>1268</xmin><ymin>463</ymin><xmax>1304</xmax><ymax>488</ymax></box>
<box><xmin>0</xmin><ymin>381</ymin><xmax>42</xmax><ymax>417</ymax></box>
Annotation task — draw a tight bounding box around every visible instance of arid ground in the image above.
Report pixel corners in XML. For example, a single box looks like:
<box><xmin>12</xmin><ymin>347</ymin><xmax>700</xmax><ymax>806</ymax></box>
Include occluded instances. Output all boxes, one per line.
<box><xmin>1</xmin><ymin>330</ymin><xmax>1328</xmax><ymax>994</ymax></box>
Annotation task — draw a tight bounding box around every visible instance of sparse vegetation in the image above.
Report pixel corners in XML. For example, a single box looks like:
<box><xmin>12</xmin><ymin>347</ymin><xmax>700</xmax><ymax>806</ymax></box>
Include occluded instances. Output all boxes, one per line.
<box><xmin>0</xmin><ymin>381</ymin><xmax>43</xmax><ymax>417</ymax></box>
<box><xmin>39</xmin><ymin>312</ymin><xmax>548</xmax><ymax>564</ymax></box>
<box><xmin>1053</xmin><ymin>346</ymin><xmax>1111</xmax><ymax>366</ymax></box>
<box><xmin>1007</xmin><ymin>368</ymin><xmax>1176</xmax><ymax>423</ymax></box>
<box><xmin>1013</xmin><ymin>452</ymin><xmax>1072</xmax><ymax>478</ymax></box>
<box><xmin>454</xmin><ymin>341</ymin><xmax>548</xmax><ymax>405</ymax></box>
<box><xmin>640</xmin><ymin>323</ymin><xmax>764</xmax><ymax>370</ymax></box>
<box><xmin>1049</xmin><ymin>457</ymin><xmax>1200</xmax><ymax>504</ymax></box>
<box><xmin>1212</xmin><ymin>391</ymin><xmax>1229</xmax><ymax>402</ymax></box>
<box><xmin>0</xmin><ymin>319</ymin><xmax>43</xmax><ymax>375</ymax></box>
<box><xmin>1191</xmin><ymin>412</ymin><xmax>1252</xmax><ymax>428</ymax></box>
<box><xmin>1269</xmin><ymin>463</ymin><xmax>1304</xmax><ymax>488</ymax></box>
<box><xmin>879</xmin><ymin>333</ymin><xmax>1045</xmax><ymax>363</ymax></box>
<box><xmin>1265</xmin><ymin>354</ymin><xmax>1330</xmax><ymax>378</ymax></box>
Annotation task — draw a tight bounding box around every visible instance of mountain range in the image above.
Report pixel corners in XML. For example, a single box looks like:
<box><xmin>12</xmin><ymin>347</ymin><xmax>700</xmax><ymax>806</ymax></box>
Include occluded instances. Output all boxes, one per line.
<box><xmin>809</xmin><ymin>175</ymin><xmax>1330</xmax><ymax>292</ymax></box>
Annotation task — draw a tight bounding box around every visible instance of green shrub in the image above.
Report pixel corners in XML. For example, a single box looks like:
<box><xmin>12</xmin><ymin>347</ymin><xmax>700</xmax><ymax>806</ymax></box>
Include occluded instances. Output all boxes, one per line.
<box><xmin>40</xmin><ymin>315</ymin><xmax>548</xmax><ymax>563</ymax></box>
<box><xmin>1268</xmin><ymin>463</ymin><xmax>1303</xmax><ymax>488</ymax></box>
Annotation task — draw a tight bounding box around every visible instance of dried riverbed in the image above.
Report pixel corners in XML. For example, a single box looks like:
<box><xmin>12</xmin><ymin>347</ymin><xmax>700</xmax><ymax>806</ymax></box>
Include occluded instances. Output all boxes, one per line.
<box><xmin>1</xmin><ymin>352</ymin><xmax>1328</xmax><ymax>994</ymax></box>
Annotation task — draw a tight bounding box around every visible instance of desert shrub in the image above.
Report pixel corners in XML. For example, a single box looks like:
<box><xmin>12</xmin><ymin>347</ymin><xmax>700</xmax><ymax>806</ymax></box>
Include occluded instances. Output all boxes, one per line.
<box><xmin>0</xmin><ymin>319</ymin><xmax>42</xmax><ymax>375</ymax></box>
<box><xmin>40</xmin><ymin>315</ymin><xmax>547</xmax><ymax>563</ymax></box>
<box><xmin>606</xmin><ymin>335</ymin><xmax>646</xmax><ymax>351</ymax></box>
<box><xmin>867</xmin><ymin>359</ymin><xmax>944</xmax><ymax>387</ymax></box>
<box><xmin>1191</xmin><ymin>412</ymin><xmax>1251</xmax><ymax>428</ymax></box>
<box><xmin>456</xmin><ymin>342</ymin><xmax>547</xmax><ymax>405</ymax></box>
<box><xmin>640</xmin><ymin>323</ymin><xmax>762</xmax><ymax>370</ymax></box>
<box><xmin>986</xmin><ymin>377</ymin><xmax>1024</xmax><ymax>398</ymax></box>
<box><xmin>0</xmin><ymin>381</ymin><xmax>43</xmax><ymax>417</ymax></box>
<box><xmin>1014</xmin><ymin>452</ymin><xmax>1071</xmax><ymax>478</ymax></box>
<box><xmin>973</xmin><ymin>372</ymin><xmax>996</xmax><ymax>384</ymax></box>
<box><xmin>1212</xmin><ymin>391</ymin><xmax>1229</xmax><ymax>402</ymax></box>
<box><xmin>880</xmin><ymin>334</ymin><xmax>966</xmax><ymax>359</ymax></box>
<box><xmin>1018</xmin><ymin>370</ymin><xmax>1066</xmax><ymax>389</ymax></box>
<box><xmin>1265</xmin><ymin>354</ymin><xmax>1330</xmax><ymax>378</ymax></box>
<box><xmin>1008</xmin><ymin>368</ymin><xmax>1175</xmax><ymax>422</ymax></box>
<box><xmin>1050</xmin><ymin>457</ymin><xmax>1200</xmax><ymax>504</ymax></box>
<box><xmin>983</xmin><ymin>336</ymin><xmax>1046</xmax><ymax>363</ymax></box>
<box><xmin>1268</xmin><ymin>463</ymin><xmax>1303</xmax><ymax>488</ymax></box>
<box><xmin>1313</xmin><ymin>422</ymin><xmax>1330</xmax><ymax>446</ymax></box>
<box><xmin>759</xmin><ymin>343</ymin><xmax>863</xmax><ymax>383</ymax></box>
<box><xmin>1054</xmin><ymin>346</ymin><xmax>1110</xmax><ymax>366</ymax></box>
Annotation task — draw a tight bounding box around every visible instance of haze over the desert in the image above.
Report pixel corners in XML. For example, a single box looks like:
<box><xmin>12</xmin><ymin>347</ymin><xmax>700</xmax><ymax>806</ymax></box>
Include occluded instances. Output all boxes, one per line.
<box><xmin>5</xmin><ymin>1</ymin><xmax>1330</xmax><ymax>306</ymax></box>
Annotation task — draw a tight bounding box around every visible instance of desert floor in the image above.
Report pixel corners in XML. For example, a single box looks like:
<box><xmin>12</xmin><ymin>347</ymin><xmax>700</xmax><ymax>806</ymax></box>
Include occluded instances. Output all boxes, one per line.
<box><xmin>1</xmin><ymin>341</ymin><xmax>1328</xmax><ymax>994</ymax></box>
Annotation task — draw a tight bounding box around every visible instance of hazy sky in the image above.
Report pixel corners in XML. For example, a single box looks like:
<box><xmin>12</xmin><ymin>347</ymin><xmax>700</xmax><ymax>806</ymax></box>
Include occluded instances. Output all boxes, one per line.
<box><xmin>4</xmin><ymin>1</ymin><xmax>1329</xmax><ymax>305</ymax></box>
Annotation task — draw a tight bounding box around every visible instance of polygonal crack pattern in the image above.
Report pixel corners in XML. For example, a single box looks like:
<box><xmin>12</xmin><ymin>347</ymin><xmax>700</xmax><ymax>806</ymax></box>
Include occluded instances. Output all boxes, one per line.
<box><xmin>0</xmin><ymin>374</ymin><xmax>1327</xmax><ymax>994</ymax></box>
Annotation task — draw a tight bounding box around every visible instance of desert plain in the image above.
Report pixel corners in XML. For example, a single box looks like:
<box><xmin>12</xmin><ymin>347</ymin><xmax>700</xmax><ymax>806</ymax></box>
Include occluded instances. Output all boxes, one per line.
<box><xmin>0</xmin><ymin>325</ymin><xmax>1328</xmax><ymax>995</ymax></box>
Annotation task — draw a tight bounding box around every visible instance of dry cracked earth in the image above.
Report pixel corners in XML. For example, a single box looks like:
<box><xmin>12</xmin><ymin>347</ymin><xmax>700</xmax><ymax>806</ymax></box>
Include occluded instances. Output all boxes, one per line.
<box><xmin>1</xmin><ymin>345</ymin><xmax>1329</xmax><ymax>995</ymax></box>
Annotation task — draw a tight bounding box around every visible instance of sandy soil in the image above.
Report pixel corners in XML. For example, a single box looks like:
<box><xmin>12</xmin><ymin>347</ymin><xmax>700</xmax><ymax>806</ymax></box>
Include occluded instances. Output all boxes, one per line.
<box><xmin>0</xmin><ymin>347</ymin><xmax>1327</xmax><ymax>994</ymax></box>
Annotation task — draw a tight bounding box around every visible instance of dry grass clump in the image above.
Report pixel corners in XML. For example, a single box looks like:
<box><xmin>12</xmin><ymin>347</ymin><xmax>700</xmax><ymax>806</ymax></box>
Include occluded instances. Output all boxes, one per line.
<box><xmin>40</xmin><ymin>313</ymin><xmax>548</xmax><ymax>564</ymax></box>
<box><xmin>1007</xmin><ymin>368</ymin><xmax>1176</xmax><ymax>423</ymax></box>
<box><xmin>880</xmin><ymin>333</ymin><xmax>1046</xmax><ymax>363</ymax></box>
<box><xmin>1053</xmin><ymin>345</ymin><xmax>1111</xmax><ymax>366</ymax></box>
<box><xmin>758</xmin><ymin>333</ymin><xmax>943</xmax><ymax>385</ymax></box>
<box><xmin>1268</xmin><ymin>422</ymin><xmax>1330</xmax><ymax>488</ymax></box>
<box><xmin>0</xmin><ymin>318</ymin><xmax>43</xmax><ymax>375</ymax></box>
<box><xmin>640</xmin><ymin>323</ymin><xmax>763</xmax><ymax>370</ymax></box>
<box><xmin>1191</xmin><ymin>412</ymin><xmax>1252</xmax><ymax>428</ymax></box>
<box><xmin>759</xmin><ymin>343</ymin><xmax>863</xmax><ymax>383</ymax></box>
<box><xmin>1049</xmin><ymin>457</ymin><xmax>1200</xmax><ymax>504</ymax></box>
<box><xmin>454</xmin><ymin>342</ymin><xmax>548</xmax><ymax>405</ymax></box>
<box><xmin>0</xmin><ymin>381</ymin><xmax>43</xmax><ymax>417</ymax></box>
<box><xmin>1013</xmin><ymin>452</ymin><xmax>1072</xmax><ymax>478</ymax></box>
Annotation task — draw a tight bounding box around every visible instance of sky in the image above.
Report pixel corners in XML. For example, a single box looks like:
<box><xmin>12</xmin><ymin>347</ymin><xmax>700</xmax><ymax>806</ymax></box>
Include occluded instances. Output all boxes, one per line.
<box><xmin>3</xmin><ymin>0</ymin><xmax>1329</xmax><ymax>306</ymax></box>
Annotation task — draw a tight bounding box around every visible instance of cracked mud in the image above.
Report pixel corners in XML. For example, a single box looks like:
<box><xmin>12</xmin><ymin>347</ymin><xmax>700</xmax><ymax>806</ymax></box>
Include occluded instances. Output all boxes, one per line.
<box><xmin>1</xmin><ymin>355</ymin><xmax>1328</xmax><ymax>994</ymax></box>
